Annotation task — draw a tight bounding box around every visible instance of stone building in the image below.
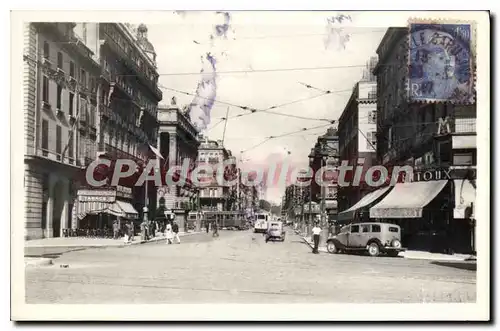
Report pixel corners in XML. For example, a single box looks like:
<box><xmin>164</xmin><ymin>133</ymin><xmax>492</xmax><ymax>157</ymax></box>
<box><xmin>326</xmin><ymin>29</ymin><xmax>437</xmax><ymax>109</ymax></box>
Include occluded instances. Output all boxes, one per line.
<box><xmin>23</xmin><ymin>22</ymin><xmax>163</xmax><ymax>239</ymax></box>
<box><xmin>197</xmin><ymin>138</ymin><xmax>231</xmax><ymax>211</ymax></box>
<box><xmin>337</xmin><ymin>63</ymin><xmax>379</xmax><ymax>220</ymax></box>
<box><xmin>156</xmin><ymin>102</ymin><xmax>200</xmax><ymax>229</ymax></box>
<box><xmin>24</xmin><ymin>23</ymin><xmax>101</xmax><ymax>239</ymax></box>
<box><xmin>369</xmin><ymin>27</ymin><xmax>476</xmax><ymax>253</ymax></box>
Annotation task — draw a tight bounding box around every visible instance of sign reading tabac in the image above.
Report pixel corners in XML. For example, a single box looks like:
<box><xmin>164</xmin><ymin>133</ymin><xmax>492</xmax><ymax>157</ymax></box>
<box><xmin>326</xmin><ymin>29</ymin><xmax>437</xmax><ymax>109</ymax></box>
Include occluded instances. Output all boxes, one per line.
<box><xmin>408</xmin><ymin>20</ymin><xmax>475</xmax><ymax>104</ymax></box>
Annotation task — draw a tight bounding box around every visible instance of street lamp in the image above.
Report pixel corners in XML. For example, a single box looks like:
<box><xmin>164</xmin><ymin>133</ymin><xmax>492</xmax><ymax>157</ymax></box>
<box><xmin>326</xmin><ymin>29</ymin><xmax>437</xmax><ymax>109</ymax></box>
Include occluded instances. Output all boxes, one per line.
<box><xmin>308</xmin><ymin>149</ymin><xmax>315</xmax><ymax>236</ymax></box>
<box><xmin>321</xmin><ymin>155</ymin><xmax>328</xmax><ymax>227</ymax></box>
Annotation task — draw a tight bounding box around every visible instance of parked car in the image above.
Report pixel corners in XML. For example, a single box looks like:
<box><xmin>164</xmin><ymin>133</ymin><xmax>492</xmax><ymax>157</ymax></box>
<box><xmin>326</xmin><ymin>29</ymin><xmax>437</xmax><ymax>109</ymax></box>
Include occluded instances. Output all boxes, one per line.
<box><xmin>326</xmin><ymin>222</ymin><xmax>405</xmax><ymax>257</ymax></box>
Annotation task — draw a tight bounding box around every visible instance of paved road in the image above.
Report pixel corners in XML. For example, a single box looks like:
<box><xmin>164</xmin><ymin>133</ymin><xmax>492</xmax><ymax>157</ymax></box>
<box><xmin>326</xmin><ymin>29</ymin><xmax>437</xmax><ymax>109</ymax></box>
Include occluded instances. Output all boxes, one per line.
<box><xmin>26</xmin><ymin>229</ymin><xmax>476</xmax><ymax>303</ymax></box>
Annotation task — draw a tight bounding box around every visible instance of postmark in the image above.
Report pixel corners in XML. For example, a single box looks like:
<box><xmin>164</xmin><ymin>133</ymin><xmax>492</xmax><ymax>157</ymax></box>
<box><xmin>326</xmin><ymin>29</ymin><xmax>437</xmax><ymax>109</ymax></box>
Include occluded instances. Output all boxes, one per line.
<box><xmin>408</xmin><ymin>20</ymin><xmax>475</xmax><ymax>104</ymax></box>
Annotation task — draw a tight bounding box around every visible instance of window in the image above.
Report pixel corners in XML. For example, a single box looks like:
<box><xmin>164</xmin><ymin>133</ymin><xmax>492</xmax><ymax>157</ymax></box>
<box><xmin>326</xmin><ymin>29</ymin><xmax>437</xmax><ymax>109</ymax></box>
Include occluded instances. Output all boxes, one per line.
<box><xmin>56</xmin><ymin>85</ymin><xmax>62</xmax><ymax>110</ymax></box>
<box><xmin>56</xmin><ymin>125</ymin><xmax>62</xmax><ymax>160</ymax></box>
<box><xmin>366</xmin><ymin>132</ymin><xmax>376</xmax><ymax>149</ymax></box>
<box><xmin>41</xmin><ymin>119</ymin><xmax>48</xmax><ymax>156</ymax></box>
<box><xmin>389</xmin><ymin>226</ymin><xmax>399</xmax><ymax>233</ymax></box>
<box><xmin>453</xmin><ymin>152</ymin><xmax>473</xmax><ymax>166</ymax></box>
<box><xmin>43</xmin><ymin>41</ymin><xmax>49</xmax><ymax>59</ymax></box>
<box><xmin>368</xmin><ymin>111</ymin><xmax>377</xmax><ymax>124</ymax></box>
<box><xmin>69</xmin><ymin>92</ymin><xmax>74</xmax><ymax>116</ymax></box>
<box><xmin>68</xmin><ymin>131</ymin><xmax>74</xmax><ymax>160</ymax></box>
<box><xmin>371</xmin><ymin>224</ymin><xmax>381</xmax><ymax>233</ymax></box>
<box><xmin>57</xmin><ymin>52</ymin><xmax>63</xmax><ymax>69</ymax></box>
<box><xmin>361</xmin><ymin>225</ymin><xmax>370</xmax><ymax>233</ymax></box>
<box><xmin>69</xmin><ymin>61</ymin><xmax>75</xmax><ymax>78</ymax></box>
<box><xmin>350</xmin><ymin>225</ymin><xmax>359</xmax><ymax>233</ymax></box>
<box><xmin>42</xmin><ymin>76</ymin><xmax>49</xmax><ymax>103</ymax></box>
<box><xmin>80</xmin><ymin>69</ymin><xmax>87</xmax><ymax>87</ymax></box>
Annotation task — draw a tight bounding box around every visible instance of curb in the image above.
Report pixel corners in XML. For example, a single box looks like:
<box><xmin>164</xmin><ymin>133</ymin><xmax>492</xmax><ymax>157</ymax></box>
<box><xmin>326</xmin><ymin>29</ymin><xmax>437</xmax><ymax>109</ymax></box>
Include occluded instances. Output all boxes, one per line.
<box><xmin>300</xmin><ymin>236</ymin><xmax>476</xmax><ymax>262</ymax></box>
<box><xmin>25</xmin><ymin>232</ymin><xmax>203</xmax><ymax>249</ymax></box>
<box><xmin>25</xmin><ymin>257</ymin><xmax>53</xmax><ymax>268</ymax></box>
<box><xmin>301</xmin><ymin>236</ymin><xmax>328</xmax><ymax>253</ymax></box>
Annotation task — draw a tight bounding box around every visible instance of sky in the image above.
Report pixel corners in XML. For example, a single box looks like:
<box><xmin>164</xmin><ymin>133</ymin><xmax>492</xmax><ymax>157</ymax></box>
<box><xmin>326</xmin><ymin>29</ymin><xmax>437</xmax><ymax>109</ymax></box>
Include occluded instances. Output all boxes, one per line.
<box><xmin>144</xmin><ymin>11</ymin><xmax>387</xmax><ymax>203</ymax></box>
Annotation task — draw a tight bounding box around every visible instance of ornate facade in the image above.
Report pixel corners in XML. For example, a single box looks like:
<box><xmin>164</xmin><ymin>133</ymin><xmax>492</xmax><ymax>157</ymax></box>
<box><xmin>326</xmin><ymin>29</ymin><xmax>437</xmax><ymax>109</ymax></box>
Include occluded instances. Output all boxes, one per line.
<box><xmin>23</xmin><ymin>22</ymin><xmax>163</xmax><ymax>239</ymax></box>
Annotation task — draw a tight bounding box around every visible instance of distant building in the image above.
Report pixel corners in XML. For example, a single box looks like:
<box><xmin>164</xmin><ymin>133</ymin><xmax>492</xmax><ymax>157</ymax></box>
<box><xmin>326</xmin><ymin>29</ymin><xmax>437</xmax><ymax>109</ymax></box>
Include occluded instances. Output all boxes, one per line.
<box><xmin>337</xmin><ymin>63</ymin><xmax>378</xmax><ymax>217</ymax></box>
<box><xmin>197</xmin><ymin>138</ymin><xmax>232</xmax><ymax>211</ymax></box>
<box><xmin>309</xmin><ymin>127</ymin><xmax>340</xmax><ymax>223</ymax></box>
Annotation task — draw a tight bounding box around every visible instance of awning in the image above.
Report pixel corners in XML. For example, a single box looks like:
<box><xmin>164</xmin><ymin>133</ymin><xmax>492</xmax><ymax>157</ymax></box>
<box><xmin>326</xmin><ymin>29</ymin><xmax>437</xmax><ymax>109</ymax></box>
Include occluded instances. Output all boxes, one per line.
<box><xmin>338</xmin><ymin>186</ymin><xmax>391</xmax><ymax>221</ymax></box>
<box><xmin>369</xmin><ymin>180</ymin><xmax>448</xmax><ymax>218</ymax></box>
<box><xmin>148</xmin><ymin>144</ymin><xmax>165</xmax><ymax>160</ymax></box>
<box><xmin>454</xmin><ymin>179</ymin><xmax>476</xmax><ymax>219</ymax></box>
<box><xmin>77</xmin><ymin>200</ymin><xmax>139</xmax><ymax>220</ymax></box>
<box><xmin>115</xmin><ymin>200</ymin><xmax>139</xmax><ymax>218</ymax></box>
<box><xmin>77</xmin><ymin>201</ymin><xmax>111</xmax><ymax>220</ymax></box>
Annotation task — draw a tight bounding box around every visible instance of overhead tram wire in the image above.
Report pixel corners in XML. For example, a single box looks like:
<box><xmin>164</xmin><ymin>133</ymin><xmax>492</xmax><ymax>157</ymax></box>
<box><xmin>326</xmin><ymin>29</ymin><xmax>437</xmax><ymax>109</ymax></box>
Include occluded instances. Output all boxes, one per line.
<box><xmin>240</xmin><ymin>123</ymin><xmax>333</xmax><ymax>154</ymax></box>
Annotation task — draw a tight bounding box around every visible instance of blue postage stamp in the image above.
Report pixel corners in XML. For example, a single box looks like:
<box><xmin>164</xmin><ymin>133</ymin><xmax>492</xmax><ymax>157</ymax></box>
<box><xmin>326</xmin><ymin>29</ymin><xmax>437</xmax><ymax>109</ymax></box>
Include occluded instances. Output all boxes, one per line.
<box><xmin>408</xmin><ymin>22</ymin><xmax>475</xmax><ymax>103</ymax></box>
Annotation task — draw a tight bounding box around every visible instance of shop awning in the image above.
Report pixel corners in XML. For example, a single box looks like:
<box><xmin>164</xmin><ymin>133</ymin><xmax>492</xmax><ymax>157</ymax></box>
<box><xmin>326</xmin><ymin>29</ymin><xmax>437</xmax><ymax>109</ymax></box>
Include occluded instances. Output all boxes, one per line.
<box><xmin>338</xmin><ymin>186</ymin><xmax>392</xmax><ymax>221</ymax></box>
<box><xmin>369</xmin><ymin>180</ymin><xmax>448</xmax><ymax>218</ymax></box>
<box><xmin>454</xmin><ymin>179</ymin><xmax>476</xmax><ymax>219</ymax></box>
<box><xmin>77</xmin><ymin>200</ymin><xmax>139</xmax><ymax>220</ymax></box>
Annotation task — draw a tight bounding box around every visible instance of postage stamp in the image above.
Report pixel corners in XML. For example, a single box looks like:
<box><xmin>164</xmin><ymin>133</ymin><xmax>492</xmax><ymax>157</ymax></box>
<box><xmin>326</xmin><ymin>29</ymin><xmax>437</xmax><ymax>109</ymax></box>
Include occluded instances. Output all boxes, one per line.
<box><xmin>408</xmin><ymin>20</ymin><xmax>475</xmax><ymax>104</ymax></box>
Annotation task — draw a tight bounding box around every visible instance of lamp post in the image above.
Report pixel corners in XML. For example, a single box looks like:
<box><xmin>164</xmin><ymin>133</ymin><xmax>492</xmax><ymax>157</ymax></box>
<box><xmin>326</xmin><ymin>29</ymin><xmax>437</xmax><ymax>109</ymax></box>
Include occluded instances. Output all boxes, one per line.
<box><xmin>308</xmin><ymin>150</ymin><xmax>315</xmax><ymax>237</ymax></box>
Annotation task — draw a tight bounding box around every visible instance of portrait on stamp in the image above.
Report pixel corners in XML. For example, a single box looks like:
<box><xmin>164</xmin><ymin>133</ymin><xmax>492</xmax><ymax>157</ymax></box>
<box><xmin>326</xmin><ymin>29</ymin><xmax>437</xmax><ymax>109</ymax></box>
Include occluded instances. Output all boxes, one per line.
<box><xmin>409</xmin><ymin>22</ymin><xmax>475</xmax><ymax>103</ymax></box>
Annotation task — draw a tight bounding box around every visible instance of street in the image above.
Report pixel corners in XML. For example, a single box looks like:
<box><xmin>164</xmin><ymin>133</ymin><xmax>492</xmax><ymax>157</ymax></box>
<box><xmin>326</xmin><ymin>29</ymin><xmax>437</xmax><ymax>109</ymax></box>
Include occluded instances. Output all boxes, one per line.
<box><xmin>25</xmin><ymin>229</ymin><xmax>476</xmax><ymax>303</ymax></box>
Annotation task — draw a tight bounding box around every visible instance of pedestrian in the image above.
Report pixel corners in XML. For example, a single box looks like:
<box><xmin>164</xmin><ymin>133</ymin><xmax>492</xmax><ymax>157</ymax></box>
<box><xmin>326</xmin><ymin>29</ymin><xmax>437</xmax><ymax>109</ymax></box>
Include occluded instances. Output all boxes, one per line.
<box><xmin>312</xmin><ymin>222</ymin><xmax>322</xmax><ymax>254</ymax></box>
<box><xmin>165</xmin><ymin>222</ymin><xmax>174</xmax><ymax>244</ymax></box>
<box><xmin>140</xmin><ymin>220</ymin><xmax>147</xmax><ymax>241</ymax></box>
<box><xmin>206</xmin><ymin>220</ymin><xmax>210</xmax><ymax>233</ymax></box>
<box><xmin>123</xmin><ymin>221</ymin><xmax>131</xmax><ymax>244</ymax></box>
<box><xmin>172</xmin><ymin>221</ymin><xmax>180</xmax><ymax>244</ymax></box>
<box><xmin>128</xmin><ymin>220</ymin><xmax>134</xmax><ymax>242</ymax></box>
<box><xmin>113</xmin><ymin>220</ymin><xmax>119</xmax><ymax>240</ymax></box>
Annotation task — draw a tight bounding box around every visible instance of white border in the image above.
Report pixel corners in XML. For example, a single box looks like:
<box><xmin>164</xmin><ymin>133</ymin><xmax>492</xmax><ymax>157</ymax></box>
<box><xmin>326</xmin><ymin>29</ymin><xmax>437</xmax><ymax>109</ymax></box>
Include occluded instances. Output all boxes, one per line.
<box><xmin>9</xmin><ymin>8</ymin><xmax>490</xmax><ymax>322</ymax></box>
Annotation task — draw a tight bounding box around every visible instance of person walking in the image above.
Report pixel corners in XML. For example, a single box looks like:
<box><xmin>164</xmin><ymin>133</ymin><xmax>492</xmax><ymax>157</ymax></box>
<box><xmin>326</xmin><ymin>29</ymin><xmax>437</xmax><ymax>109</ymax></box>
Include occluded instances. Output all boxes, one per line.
<box><xmin>165</xmin><ymin>222</ymin><xmax>174</xmax><ymax>244</ymax></box>
<box><xmin>172</xmin><ymin>221</ymin><xmax>180</xmax><ymax>244</ymax></box>
<box><xmin>312</xmin><ymin>222</ymin><xmax>322</xmax><ymax>254</ymax></box>
<box><xmin>113</xmin><ymin>220</ymin><xmax>119</xmax><ymax>240</ymax></box>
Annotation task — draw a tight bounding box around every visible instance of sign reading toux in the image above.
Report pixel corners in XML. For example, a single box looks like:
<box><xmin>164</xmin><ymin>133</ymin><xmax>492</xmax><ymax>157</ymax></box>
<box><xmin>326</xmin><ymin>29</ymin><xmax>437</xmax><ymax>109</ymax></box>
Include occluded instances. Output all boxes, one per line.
<box><xmin>412</xmin><ymin>169</ymin><xmax>452</xmax><ymax>182</ymax></box>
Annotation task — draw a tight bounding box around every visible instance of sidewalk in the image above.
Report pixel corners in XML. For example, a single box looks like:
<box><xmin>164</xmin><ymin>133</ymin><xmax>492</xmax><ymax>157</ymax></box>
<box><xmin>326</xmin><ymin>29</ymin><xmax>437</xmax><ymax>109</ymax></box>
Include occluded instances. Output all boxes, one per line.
<box><xmin>25</xmin><ymin>231</ymin><xmax>201</xmax><ymax>249</ymax></box>
<box><xmin>300</xmin><ymin>236</ymin><xmax>476</xmax><ymax>261</ymax></box>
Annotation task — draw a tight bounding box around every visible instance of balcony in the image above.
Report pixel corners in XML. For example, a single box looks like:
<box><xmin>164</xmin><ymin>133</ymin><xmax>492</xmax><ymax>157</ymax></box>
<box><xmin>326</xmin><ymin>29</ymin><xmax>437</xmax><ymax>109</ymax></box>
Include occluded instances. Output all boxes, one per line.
<box><xmin>101</xmin><ymin>27</ymin><xmax>162</xmax><ymax>100</ymax></box>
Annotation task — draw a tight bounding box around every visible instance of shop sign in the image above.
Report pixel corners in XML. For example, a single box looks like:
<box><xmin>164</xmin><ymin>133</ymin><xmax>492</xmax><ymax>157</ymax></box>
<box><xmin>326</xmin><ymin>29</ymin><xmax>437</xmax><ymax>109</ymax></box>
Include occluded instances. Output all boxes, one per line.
<box><xmin>412</xmin><ymin>169</ymin><xmax>452</xmax><ymax>182</ymax></box>
<box><xmin>78</xmin><ymin>189</ymin><xmax>116</xmax><ymax>202</ymax></box>
<box><xmin>116</xmin><ymin>185</ymin><xmax>133</xmax><ymax>199</ymax></box>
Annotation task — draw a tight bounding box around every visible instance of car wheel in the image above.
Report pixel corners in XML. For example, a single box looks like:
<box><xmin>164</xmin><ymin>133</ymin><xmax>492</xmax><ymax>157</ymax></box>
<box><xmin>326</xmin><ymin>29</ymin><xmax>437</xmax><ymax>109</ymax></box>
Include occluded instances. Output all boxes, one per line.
<box><xmin>326</xmin><ymin>241</ymin><xmax>337</xmax><ymax>254</ymax></box>
<box><xmin>391</xmin><ymin>239</ymin><xmax>402</xmax><ymax>249</ymax></box>
<box><xmin>368</xmin><ymin>242</ymin><xmax>380</xmax><ymax>257</ymax></box>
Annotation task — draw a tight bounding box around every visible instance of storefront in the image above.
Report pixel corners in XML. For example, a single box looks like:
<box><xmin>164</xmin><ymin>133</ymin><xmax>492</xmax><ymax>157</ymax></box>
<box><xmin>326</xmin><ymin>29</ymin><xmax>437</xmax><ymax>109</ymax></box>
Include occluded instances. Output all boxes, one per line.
<box><xmin>337</xmin><ymin>186</ymin><xmax>392</xmax><ymax>224</ymax></box>
<box><xmin>368</xmin><ymin>168</ymin><xmax>476</xmax><ymax>253</ymax></box>
<box><xmin>70</xmin><ymin>186</ymin><xmax>139</xmax><ymax>236</ymax></box>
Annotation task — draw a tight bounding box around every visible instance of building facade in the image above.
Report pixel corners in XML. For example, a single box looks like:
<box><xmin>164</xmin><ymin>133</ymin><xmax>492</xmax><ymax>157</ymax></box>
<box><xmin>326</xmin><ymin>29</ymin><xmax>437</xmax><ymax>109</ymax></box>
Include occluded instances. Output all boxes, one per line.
<box><xmin>197</xmin><ymin>138</ymin><xmax>231</xmax><ymax>211</ymax></box>
<box><xmin>371</xmin><ymin>28</ymin><xmax>477</xmax><ymax>253</ymax></box>
<box><xmin>156</xmin><ymin>102</ymin><xmax>200</xmax><ymax>229</ymax></box>
<box><xmin>24</xmin><ymin>23</ymin><xmax>102</xmax><ymax>239</ymax></box>
<box><xmin>338</xmin><ymin>73</ymin><xmax>378</xmax><ymax>215</ymax></box>
<box><xmin>23</xmin><ymin>22</ymin><xmax>163</xmax><ymax>239</ymax></box>
<box><xmin>309</xmin><ymin>127</ymin><xmax>340</xmax><ymax>224</ymax></box>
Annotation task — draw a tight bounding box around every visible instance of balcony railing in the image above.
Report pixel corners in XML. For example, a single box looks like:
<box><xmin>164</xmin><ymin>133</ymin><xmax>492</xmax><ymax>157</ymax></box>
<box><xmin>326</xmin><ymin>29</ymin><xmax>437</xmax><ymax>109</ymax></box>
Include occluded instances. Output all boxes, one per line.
<box><xmin>453</xmin><ymin>118</ymin><xmax>476</xmax><ymax>134</ymax></box>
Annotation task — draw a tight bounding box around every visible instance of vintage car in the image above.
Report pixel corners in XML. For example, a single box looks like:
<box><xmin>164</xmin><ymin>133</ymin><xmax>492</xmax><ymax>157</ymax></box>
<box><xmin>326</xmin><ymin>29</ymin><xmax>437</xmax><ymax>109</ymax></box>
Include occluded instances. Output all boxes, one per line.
<box><xmin>265</xmin><ymin>221</ymin><xmax>286</xmax><ymax>242</ymax></box>
<box><xmin>326</xmin><ymin>222</ymin><xmax>405</xmax><ymax>257</ymax></box>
